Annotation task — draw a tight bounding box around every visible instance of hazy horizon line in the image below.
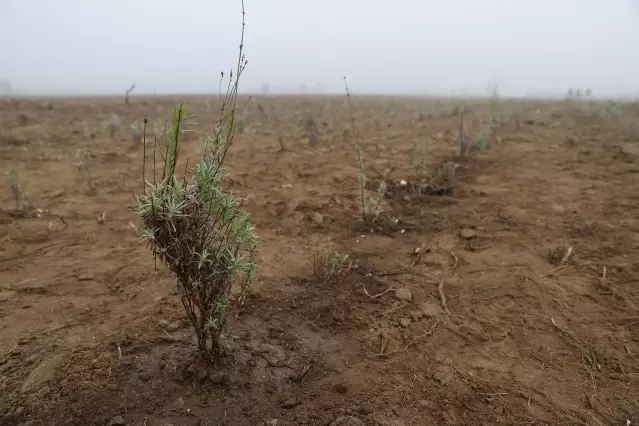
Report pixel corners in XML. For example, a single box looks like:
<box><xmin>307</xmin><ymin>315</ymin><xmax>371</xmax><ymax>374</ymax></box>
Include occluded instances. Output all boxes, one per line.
<box><xmin>2</xmin><ymin>91</ymin><xmax>637</xmax><ymax>102</ymax></box>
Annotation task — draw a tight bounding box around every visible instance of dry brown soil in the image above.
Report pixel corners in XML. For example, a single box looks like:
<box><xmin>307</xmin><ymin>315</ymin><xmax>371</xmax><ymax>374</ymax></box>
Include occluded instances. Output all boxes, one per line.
<box><xmin>1</xmin><ymin>95</ymin><xmax>638</xmax><ymax>426</ymax></box>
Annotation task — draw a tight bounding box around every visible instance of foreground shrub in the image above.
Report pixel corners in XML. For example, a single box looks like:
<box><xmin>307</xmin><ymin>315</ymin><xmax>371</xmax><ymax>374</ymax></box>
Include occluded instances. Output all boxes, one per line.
<box><xmin>136</xmin><ymin>3</ymin><xmax>258</xmax><ymax>365</ymax></box>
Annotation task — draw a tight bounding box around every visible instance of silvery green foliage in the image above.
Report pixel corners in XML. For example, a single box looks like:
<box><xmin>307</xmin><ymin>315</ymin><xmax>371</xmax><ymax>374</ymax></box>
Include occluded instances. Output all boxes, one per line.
<box><xmin>597</xmin><ymin>101</ymin><xmax>623</xmax><ymax>124</ymax></box>
<box><xmin>10</xmin><ymin>166</ymin><xmax>20</xmax><ymax>208</ymax></box>
<box><xmin>131</xmin><ymin>121</ymin><xmax>142</xmax><ymax>146</ymax></box>
<box><xmin>137</xmin><ymin>105</ymin><xmax>258</xmax><ymax>364</ymax></box>
<box><xmin>107</xmin><ymin>114</ymin><xmax>121</xmax><ymax>137</ymax></box>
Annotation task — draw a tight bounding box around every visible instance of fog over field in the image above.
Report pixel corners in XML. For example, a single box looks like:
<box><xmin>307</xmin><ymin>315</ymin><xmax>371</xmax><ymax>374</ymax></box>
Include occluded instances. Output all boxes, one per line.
<box><xmin>1</xmin><ymin>0</ymin><xmax>638</xmax><ymax>97</ymax></box>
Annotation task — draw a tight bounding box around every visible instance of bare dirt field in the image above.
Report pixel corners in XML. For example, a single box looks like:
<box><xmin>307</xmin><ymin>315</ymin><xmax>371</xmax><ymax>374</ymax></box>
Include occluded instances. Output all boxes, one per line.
<box><xmin>1</xmin><ymin>95</ymin><xmax>638</xmax><ymax>426</ymax></box>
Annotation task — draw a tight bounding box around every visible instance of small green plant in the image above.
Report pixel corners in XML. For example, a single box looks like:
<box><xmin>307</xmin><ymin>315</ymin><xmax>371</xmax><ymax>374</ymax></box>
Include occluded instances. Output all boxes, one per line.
<box><xmin>410</xmin><ymin>138</ymin><xmax>428</xmax><ymax>183</ymax></box>
<box><xmin>74</xmin><ymin>149</ymin><xmax>94</xmax><ymax>191</ymax></box>
<box><xmin>486</xmin><ymin>84</ymin><xmax>503</xmax><ymax>136</ymax></box>
<box><xmin>106</xmin><ymin>114</ymin><xmax>121</xmax><ymax>137</ymax></box>
<box><xmin>471</xmin><ymin>136</ymin><xmax>486</xmax><ymax>153</ymax></box>
<box><xmin>131</xmin><ymin>121</ymin><xmax>142</xmax><ymax>146</ymax></box>
<box><xmin>458</xmin><ymin>106</ymin><xmax>488</xmax><ymax>156</ymax></box>
<box><xmin>596</xmin><ymin>101</ymin><xmax>623</xmax><ymax>124</ymax></box>
<box><xmin>364</xmin><ymin>180</ymin><xmax>386</xmax><ymax>218</ymax></box>
<box><xmin>303</xmin><ymin>116</ymin><xmax>318</xmax><ymax>145</ymax></box>
<box><xmin>9</xmin><ymin>166</ymin><xmax>20</xmax><ymax>209</ymax></box>
<box><xmin>458</xmin><ymin>106</ymin><xmax>468</xmax><ymax>155</ymax></box>
<box><xmin>344</xmin><ymin>77</ymin><xmax>387</xmax><ymax>225</ymax></box>
<box><xmin>314</xmin><ymin>251</ymin><xmax>351</xmax><ymax>282</ymax></box>
<box><xmin>136</xmin><ymin>2</ymin><xmax>257</xmax><ymax>365</ymax></box>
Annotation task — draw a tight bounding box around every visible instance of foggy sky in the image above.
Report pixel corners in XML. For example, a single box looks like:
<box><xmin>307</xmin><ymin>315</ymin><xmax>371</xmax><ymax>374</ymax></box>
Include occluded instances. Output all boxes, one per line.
<box><xmin>1</xmin><ymin>0</ymin><xmax>638</xmax><ymax>97</ymax></box>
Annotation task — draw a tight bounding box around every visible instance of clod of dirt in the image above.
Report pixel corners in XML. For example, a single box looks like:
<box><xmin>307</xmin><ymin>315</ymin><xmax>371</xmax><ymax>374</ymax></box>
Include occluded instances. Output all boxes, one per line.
<box><xmin>21</xmin><ymin>353</ymin><xmax>65</xmax><ymax>393</ymax></box>
<box><xmin>357</xmin><ymin>404</ymin><xmax>372</xmax><ymax>415</ymax></box>
<box><xmin>329</xmin><ymin>416</ymin><xmax>366</xmax><ymax>426</ymax></box>
<box><xmin>166</xmin><ymin>321</ymin><xmax>182</xmax><ymax>332</ymax></box>
<box><xmin>311</xmin><ymin>212</ymin><xmax>324</xmax><ymax>226</ymax></box>
<box><xmin>333</xmin><ymin>381</ymin><xmax>348</xmax><ymax>394</ymax></box>
<box><xmin>107</xmin><ymin>415</ymin><xmax>126</xmax><ymax>426</ymax></box>
<box><xmin>615</xmin><ymin>143</ymin><xmax>639</xmax><ymax>162</ymax></box>
<box><xmin>257</xmin><ymin>343</ymin><xmax>287</xmax><ymax>366</ymax></box>
<box><xmin>458</xmin><ymin>228</ymin><xmax>477</xmax><ymax>240</ymax></box>
<box><xmin>418</xmin><ymin>399</ymin><xmax>435</xmax><ymax>409</ymax></box>
<box><xmin>208</xmin><ymin>371</ymin><xmax>227</xmax><ymax>384</ymax></box>
<box><xmin>264</xmin><ymin>420</ymin><xmax>278</xmax><ymax>426</ymax></box>
<box><xmin>25</xmin><ymin>354</ymin><xmax>39</xmax><ymax>365</ymax></box>
<box><xmin>399</xmin><ymin>318</ymin><xmax>411</xmax><ymax>327</ymax></box>
<box><xmin>409</xmin><ymin>310</ymin><xmax>424</xmax><ymax>321</ymax></box>
<box><xmin>1</xmin><ymin>407</ymin><xmax>23</xmax><ymax>423</ymax></box>
<box><xmin>280</xmin><ymin>397</ymin><xmax>298</xmax><ymax>409</ymax></box>
<box><xmin>546</xmin><ymin>246</ymin><xmax>570</xmax><ymax>266</ymax></box>
<box><xmin>420</xmin><ymin>302</ymin><xmax>442</xmax><ymax>318</ymax></box>
<box><xmin>394</xmin><ymin>288</ymin><xmax>412</xmax><ymax>302</ymax></box>
<box><xmin>8</xmin><ymin>347</ymin><xmax>22</xmax><ymax>357</ymax></box>
<box><xmin>432</xmin><ymin>367</ymin><xmax>453</xmax><ymax>385</ymax></box>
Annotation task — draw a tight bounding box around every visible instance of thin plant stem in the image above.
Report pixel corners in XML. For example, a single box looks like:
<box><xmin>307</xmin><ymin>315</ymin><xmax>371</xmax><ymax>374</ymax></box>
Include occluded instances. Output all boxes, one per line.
<box><xmin>343</xmin><ymin>76</ymin><xmax>366</xmax><ymax>219</ymax></box>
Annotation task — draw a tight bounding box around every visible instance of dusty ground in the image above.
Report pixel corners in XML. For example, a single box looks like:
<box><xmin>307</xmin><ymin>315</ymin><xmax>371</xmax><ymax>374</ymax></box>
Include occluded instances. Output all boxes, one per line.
<box><xmin>1</xmin><ymin>94</ymin><xmax>638</xmax><ymax>426</ymax></box>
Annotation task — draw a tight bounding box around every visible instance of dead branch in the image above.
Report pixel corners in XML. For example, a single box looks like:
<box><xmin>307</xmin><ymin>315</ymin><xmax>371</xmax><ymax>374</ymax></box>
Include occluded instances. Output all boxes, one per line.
<box><xmin>496</xmin><ymin>208</ymin><xmax>520</xmax><ymax>226</ymax></box>
<box><xmin>125</xmin><ymin>83</ymin><xmax>136</xmax><ymax>105</ymax></box>
<box><xmin>374</xmin><ymin>321</ymin><xmax>441</xmax><ymax>357</ymax></box>
<box><xmin>423</xmin><ymin>271</ymin><xmax>451</xmax><ymax>315</ymax></box>
<box><xmin>362</xmin><ymin>284</ymin><xmax>395</xmax><ymax>299</ymax></box>
<box><xmin>438</xmin><ymin>280</ymin><xmax>451</xmax><ymax>315</ymax></box>
<box><xmin>544</xmin><ymin>246</ymin><xmax>573</xmax><ymax>275</ymax></box>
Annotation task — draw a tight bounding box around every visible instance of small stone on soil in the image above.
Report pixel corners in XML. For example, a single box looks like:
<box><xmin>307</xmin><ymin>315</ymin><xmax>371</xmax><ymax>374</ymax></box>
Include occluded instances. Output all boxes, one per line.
<box><xmin>107</xmin><ymin>415</ymin><xmax>126</xmax><ymax>426</ymax></box>
<box><xmin>459</xmin><ymin>228</ymin><xmax>477</xmax><ymax>239</ymax></box>
<box><xmin>394</xmin><ymin>288</ymin><xmax>412</xmax><ymax>302</ymax></box>
<box><xmin>208</xmin><ymin>371</ymin><xmax>226</xmax><ymax>384</ymax></box>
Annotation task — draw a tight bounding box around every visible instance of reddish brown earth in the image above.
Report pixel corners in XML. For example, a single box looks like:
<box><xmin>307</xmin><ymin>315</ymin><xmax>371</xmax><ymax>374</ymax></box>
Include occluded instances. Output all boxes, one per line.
<box><xmin>1</xmin><ymin>95</ymin><xmax>638</xmax><ymax>426</ymax></box>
